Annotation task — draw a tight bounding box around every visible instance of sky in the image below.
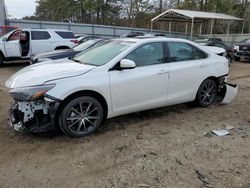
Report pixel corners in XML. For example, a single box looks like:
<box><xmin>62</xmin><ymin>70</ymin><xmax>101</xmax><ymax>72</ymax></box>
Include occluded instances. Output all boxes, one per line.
<box><xmin>5</xmin><ymin>0</ymin><xmax>36</xmax><ymax>19</ymax></box>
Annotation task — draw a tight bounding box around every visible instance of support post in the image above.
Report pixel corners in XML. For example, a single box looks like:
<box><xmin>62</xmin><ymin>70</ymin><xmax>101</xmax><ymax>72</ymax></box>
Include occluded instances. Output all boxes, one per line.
<box><xmin>199</xmin><ymin>23</ymin><xmax>203</xmax><ymax>36</ymax></box>
<box><xmin>210</xmin><ymin>19</ymin><xmax>214</xmax><ymax>37</ymax></box>
<box><xmin>226</xmin><ymin>22</ymin><xmax>230</xmax><ymax>43</ymax></box>
<box><xmin>191</xmin><ymin>18</ymin><xmax>194</xmax><ymax>40</ymax></box>
<box><xmin>169</xmin><ymin>21</ymin><xmax>172</xmax><ymax>36</ymax></box>
<box><xmin>241</xmin><ymin>21</ymin><xmax>245</xmax><ymax>34</ymax></box>
<box><xmin>185</xmin><ymin>22</ymin><xmax>188</xmax><ymax>39</ymax></box>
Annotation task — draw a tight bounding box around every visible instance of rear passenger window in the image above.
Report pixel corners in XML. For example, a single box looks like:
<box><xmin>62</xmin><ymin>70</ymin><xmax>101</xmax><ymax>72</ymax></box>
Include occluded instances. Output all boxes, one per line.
<box><xmin>31</xmin><ymin>31</ymin><xmax>51</xmax><ymax>40</ymax></box>
<box><xmin>55</xmin><ymin>31</ymin><xmax>75</xmax><ymax>39</ymax></box>
<box><xmin>168</xmin><ymin>42</ymin><xmax>207</xmax><ymax>62</ymax></box>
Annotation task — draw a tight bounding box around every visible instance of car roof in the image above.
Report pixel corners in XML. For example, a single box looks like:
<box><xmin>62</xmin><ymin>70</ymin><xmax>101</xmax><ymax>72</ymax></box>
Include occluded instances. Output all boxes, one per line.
<box><xmin>112</xmin><ymin>37</ymin><xmax>192</xmax><ymax>44</ymax></box>
<box><xmin>22</xmin><ymin>29</ymin><xmax>72</xmax><ymax>32</ymax></box>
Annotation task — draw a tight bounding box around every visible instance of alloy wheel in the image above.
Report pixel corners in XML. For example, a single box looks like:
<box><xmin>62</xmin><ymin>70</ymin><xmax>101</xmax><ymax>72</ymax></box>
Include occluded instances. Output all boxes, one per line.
<box><xmin>199</xmin><ymin>80</ymin><xmax>217</xmax><ymax>106</ymax></box>
<box><xmin>65</xmin><ymin>101</ymin><xmax>101</xmax><ymax>135</ymax></box>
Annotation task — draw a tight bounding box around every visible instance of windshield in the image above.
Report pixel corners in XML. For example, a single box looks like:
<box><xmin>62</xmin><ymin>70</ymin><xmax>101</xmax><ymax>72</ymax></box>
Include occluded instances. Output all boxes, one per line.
<box><xmin>73</xmin><ymin>40</ymin><xmax>100</xmax><ymax>51</ymax></box>
<box><xmin>73</xmin><ymin>40</ymin><xmax>133</xmax><ymax>66</ymax></box>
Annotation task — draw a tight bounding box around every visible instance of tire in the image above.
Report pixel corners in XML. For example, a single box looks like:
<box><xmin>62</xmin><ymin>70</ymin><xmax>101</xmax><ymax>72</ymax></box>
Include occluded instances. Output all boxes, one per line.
<box><xmin>0</xmin><ymin>54</ymin><xmax>4</xmax><ymax>67</ymax></box>
<box><xmin>59</xmin><ymin>96</ymin><xmax>104</xmax><ymax>138</ymax></box>
<box><xmin>196</xmin><ymin>79</ymin><xmax>217</xmax><ymax>108</ymax></box>
<box><xmin>234</xmin><ymin>56</ymin><xmax>240</xmax><ymax>62</ymax></box>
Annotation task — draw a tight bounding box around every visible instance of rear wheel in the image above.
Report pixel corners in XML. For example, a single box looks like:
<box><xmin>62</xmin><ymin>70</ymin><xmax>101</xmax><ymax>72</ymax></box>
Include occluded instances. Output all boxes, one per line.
<box><xmin>196</xmin><ymin>79</ymin><xmax>217</xmax><ymax>107</ymax></box>
<box><xmin>59</xmin><ymin>96</ymin><xmax>104</xmax><ymax>137</ymax></box>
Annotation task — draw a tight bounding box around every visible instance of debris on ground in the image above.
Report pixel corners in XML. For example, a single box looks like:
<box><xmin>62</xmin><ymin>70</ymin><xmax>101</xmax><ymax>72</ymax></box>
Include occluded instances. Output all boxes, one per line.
<box><xmin>203</xmin><ymin>131</ymin><xmax>214</xmax><ymax>138</ymax></box>
<box><xmin>115</xmin><ymin>145</ymin><xmax>127</xmax><ymax>152</ymax></box>
<box><xmin>136</xmin><ymin>132</ymin><xmax>143</xmax><ymax>140</ymax></box>
<box><xmin>138</xmin><ymin>183</ymin><xmax>151</xmax><ymax>187</ymax></box>
<box><xmin>224</xmin><ymin>125</ymin><xmax>234</xmax><ymax>130</ymax></box>
<box><xmin>122</xmin><ymin>132</ymin><xmax>128</xmax><ymax>137</ymax></box>
<box><xmin>195</xmin><ymin>170</ymin><xmax>213</xmax><ymax>187</ymax></box>
<box><xmin>211</xmin><ymin>129</ymin><xmax>229</xmax><ymax>136</ymax></box>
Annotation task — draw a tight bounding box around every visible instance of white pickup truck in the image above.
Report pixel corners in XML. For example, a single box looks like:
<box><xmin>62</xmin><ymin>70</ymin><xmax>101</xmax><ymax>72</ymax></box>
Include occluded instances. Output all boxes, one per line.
<box><xmin>0</xmin><ymin>29</ymin><xmax>78</xmax><ymax>66</ymax></box>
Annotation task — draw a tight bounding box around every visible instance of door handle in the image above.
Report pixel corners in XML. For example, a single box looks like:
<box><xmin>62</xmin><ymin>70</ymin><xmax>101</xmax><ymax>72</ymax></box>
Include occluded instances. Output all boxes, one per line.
<box><xmin>157</xmin><ymin>69</ymin><xmax>168</xmax><ymax>74</ymax></box>
<box><xmin>200</xmin><ymin>63</ymin><xmax>207</xmax><ymax>68</ymax></box>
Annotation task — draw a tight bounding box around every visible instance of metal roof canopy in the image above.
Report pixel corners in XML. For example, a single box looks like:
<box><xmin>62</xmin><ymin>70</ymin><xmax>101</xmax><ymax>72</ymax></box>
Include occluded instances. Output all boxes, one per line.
<box><xmin>151</xmin><ymin>9</ymin><xmax>243</xmax><ymax>40</ymax></box>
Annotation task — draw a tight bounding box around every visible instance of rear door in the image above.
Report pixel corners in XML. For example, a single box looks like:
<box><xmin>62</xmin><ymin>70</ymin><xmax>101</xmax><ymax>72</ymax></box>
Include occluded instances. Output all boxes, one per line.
<box><xmin>30</xmin><ymin>31</ymin><xmax>52</xmax><ymax>55</ymax></box>
<box><xmin>4</xmin><ymin>30</ymin><xmax>21</xmax><ymax>57</ymax></box>
<box><xmin>166</xmin><ymin>42</ymin><xmax>209</xmax><ymax>105</ymax></box>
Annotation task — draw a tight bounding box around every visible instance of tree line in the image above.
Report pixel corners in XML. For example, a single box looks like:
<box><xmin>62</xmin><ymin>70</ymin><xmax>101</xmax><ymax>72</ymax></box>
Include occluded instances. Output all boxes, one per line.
<box><xmin>23</xmin><ymin>0</ymin><xmax>250</xmax><ymax>33</ymax></box>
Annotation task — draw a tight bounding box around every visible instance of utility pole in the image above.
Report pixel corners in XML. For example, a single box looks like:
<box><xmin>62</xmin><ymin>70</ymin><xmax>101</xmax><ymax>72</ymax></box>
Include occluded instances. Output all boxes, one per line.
<box><xmin>0</xmin><ymin>0</ymin><xmax>7</xmax><ymax>25</ymax></box>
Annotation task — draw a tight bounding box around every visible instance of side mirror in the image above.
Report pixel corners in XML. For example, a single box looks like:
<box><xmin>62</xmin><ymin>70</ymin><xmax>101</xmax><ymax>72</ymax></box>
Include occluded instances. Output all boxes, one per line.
<box><xmin>120</xmin><ymin>59</ymin><xmax>136</xmax><ymax>69</ymax></box>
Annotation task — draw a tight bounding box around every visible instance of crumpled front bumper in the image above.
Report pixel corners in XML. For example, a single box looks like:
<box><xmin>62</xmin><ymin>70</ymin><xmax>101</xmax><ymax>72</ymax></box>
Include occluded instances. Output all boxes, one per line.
<box><xmin>8</xmin><ymin>99</ymin><xmax>60</xmax><ymax>133</ymax></box>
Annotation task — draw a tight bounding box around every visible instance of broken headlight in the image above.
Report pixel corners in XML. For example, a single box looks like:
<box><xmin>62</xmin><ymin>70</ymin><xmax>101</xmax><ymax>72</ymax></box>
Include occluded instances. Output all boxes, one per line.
<box><xmin>9</xmin><ymin>84</ymin><xmax>55</xmax><ymax>101</ymax></box>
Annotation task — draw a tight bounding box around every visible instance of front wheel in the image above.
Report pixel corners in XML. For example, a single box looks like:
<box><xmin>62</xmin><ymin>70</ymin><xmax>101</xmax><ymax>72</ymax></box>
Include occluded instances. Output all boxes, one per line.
<box><xmin>196</xmin><ymin>79</ymin><xmax>217</xmax><ymax>107</ymax></box>
<box><xmin>59</xmin><ymin>96</ymin><xmax>104</xmax><ymax>137</ymax></box>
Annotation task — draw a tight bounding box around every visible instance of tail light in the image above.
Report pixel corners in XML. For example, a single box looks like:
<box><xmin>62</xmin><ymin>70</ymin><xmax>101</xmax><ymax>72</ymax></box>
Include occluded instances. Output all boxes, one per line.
<box><xmin>70</xmin><ymin>39</ymin><xmax>79</xmax><ymax>44</ymax></box>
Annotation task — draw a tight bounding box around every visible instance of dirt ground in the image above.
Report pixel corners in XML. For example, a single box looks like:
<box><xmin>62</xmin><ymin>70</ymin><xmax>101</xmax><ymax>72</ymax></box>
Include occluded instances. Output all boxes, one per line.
<box><xmin>0</xmin><ymin>62</ymin><xmax>250</xmax><ymax>188</ymax></box>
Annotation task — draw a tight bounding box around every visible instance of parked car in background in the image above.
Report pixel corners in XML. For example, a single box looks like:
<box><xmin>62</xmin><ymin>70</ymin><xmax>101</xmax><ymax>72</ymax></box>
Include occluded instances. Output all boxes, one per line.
<box><xmin>6</xmin><ymin>37</ymin><xmax>237</xmax><ymax>137</ymax></box>
<box><xmin>205</xmin><ymin>41</ymin><xmax>235</xmax><ymax>63</ymax></box>
<box><xmin>234</xmin><ymin>38</ymin><xmax>250</xmax><ymax>61</ymax></box>
<box><xmin>0</xmin><ymin>26</ymin><xmax>18</xmax><ymax>36</ymax></box>
<box><xmin>144</xmin><ymin>33</ymin><xmax>166</xmax><ymax>37</ymax></box>
<box><xmin>75</xmin><ymin>34</ymin><xmax>101</xmax><ymax>43</ymax></box>
<box><xmin>120</xmin><ymin>32</ymin><xmax>144</xmax><ymax>38</ymax></box>
<box><xmin>195</xmin><ymin>39</ymin><xmax>232</xmax><ymax>63</ymax></box>
<box><xmin>30</xmin><ymin>38</ymin><xmax>105</xmax><ymax>64</ymax></box>
<box><xmin>0</xmin><ymin>29</ymin><xmax>78</xmax><ymax>66</ymax></box>
<box><xmin>208</xmin><ymin>37</ymin><xmax>222</xmax><ymax>43</ymax></box>
<box><xmin>195</xmin><ymin>37</ymin><xmax>222</xmax><ymax>44</ymax></box>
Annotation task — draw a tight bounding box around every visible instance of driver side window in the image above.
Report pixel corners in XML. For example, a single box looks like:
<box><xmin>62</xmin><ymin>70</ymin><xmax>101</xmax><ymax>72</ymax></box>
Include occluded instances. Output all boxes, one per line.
<box><xmin>8</xmin><ymin>31</ymin><xmax>21</xmax><ymax>41</ymax></box>
<box><xmin>125</xmin><ymin>42</ymin><xmax>165</xmax><ymax>67</ymax></box>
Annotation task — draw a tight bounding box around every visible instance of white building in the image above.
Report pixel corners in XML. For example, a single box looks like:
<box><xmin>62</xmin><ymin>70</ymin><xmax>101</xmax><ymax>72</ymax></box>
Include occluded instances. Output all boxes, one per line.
<box><xmin>0</xmin><ymin>0</ymin><xmax>6</xmax><ymax>25</ymax></box>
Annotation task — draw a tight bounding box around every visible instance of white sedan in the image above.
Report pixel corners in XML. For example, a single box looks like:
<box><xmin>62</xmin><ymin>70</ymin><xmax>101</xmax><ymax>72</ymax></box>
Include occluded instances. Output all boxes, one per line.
<box><xmin>6</xmin><ymin>37</ymin><xmax>237</xmax><ymax>137</ymax></box>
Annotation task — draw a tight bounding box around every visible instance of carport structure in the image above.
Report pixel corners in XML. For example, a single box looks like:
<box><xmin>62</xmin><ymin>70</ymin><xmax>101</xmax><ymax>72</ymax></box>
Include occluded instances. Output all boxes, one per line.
<box><xmin>151</xmin><ymin>9</ymin><xmax>243</xmax><ymax>40</ymax></box>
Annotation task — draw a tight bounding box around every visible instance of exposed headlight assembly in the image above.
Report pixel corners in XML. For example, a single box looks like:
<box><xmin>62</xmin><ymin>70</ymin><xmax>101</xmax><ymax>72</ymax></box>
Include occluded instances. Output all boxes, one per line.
<box><xmin>9</xmin><ymin>84</ymin><xmax>56</xmax><ymax>101</ymax></box>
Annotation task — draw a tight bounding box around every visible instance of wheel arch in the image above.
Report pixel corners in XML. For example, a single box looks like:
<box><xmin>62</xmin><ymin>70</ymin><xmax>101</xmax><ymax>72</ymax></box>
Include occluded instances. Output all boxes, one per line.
<box><xmin>195</xmin><ymin>76</ymin><xmax>220</xmax><ymax>97</ymax></box>
<box><xmin>0</xmin><ymin>50</ymin><xmax>5</xmax><ymax>58</ymax></box>
<box><xmin>204</xmin><ymin>76</ymin><xmax>219</xmax><ymax>86</ymax></box>
<box><xmin>56</xmin><ymin>90</ymin><xmax>108</xmax><ymax>121</ymax></box>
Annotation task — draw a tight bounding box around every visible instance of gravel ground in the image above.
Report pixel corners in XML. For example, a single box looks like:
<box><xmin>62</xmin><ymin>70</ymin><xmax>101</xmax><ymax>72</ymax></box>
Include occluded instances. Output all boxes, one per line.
<box><xmin>0</xmin><ymin>62</ymin><xmax>250</xmax><ymax>188</ymax></box>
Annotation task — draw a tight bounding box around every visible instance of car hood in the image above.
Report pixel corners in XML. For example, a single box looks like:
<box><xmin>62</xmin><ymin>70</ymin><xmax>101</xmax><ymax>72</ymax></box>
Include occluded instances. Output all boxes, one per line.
<box><xmin>32</xmin><ymin>49</ymin><xmax>75</xmax><ymax>59</ymax></box>
<box><xmin>5</xmin><ymin>59</ymin><xmax>95</xmax><ymax>88</ymax></box>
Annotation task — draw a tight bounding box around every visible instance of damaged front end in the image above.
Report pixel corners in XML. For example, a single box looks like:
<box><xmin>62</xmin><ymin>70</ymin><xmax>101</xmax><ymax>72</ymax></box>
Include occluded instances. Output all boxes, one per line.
<box><xmin>8</xmin><ymin>84</ymin><xmax>60</xmax><ymax>133</ymax></box>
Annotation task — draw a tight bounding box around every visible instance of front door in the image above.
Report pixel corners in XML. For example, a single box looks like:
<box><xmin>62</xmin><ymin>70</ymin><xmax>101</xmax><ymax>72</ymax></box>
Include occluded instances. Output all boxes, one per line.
<box><xmin>4</xmin><ymin>30</ymin><xmax>21</xmax><ymax>57</ymax></box>
<box><xmin>109</xmin><ymin>42</ymin><xmax>169</xmax><ymax>116</ymax></box>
